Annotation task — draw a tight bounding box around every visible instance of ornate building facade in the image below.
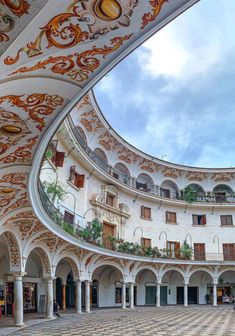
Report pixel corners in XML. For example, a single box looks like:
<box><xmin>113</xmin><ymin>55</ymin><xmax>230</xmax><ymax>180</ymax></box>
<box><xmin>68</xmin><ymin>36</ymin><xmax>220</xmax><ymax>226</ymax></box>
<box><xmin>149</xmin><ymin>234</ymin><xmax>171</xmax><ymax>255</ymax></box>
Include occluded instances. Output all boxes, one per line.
<box><xmin>0</xmin><ymin>0</ymin><xmax>234</xmax><ymax>329</ymax></box>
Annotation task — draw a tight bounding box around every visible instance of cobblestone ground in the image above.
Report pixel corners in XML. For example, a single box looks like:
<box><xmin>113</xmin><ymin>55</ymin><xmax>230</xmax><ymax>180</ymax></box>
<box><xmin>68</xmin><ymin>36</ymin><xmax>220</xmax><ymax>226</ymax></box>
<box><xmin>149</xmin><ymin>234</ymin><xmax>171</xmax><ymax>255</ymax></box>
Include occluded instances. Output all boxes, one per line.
<box><xmin>9</xmin><ymin>306</ymin><xmax>235</xmax><ymax>336</ymax></box>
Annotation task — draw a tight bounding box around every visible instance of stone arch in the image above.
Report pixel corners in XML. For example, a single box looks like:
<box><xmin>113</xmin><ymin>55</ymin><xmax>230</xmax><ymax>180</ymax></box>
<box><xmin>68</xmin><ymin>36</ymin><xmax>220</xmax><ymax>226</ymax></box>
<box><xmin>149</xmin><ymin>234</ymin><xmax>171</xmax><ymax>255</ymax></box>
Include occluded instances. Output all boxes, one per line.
<box><xmin>136</xmin><ymin>173</ymin><xmax>154</xmax><ymax>192</ymax></box>
<box><xmin>189</xmin><ymin>268</ymin><xmax>214</xmax><ymax>282</ymax></box>
<box><xmin>90</xmin><ymin>261</ymin><xmax>125</xmax><ymax>281</ymax></box>
<box><xmin>24</xmin><ymin>246</ymin><xmax>51</xmax><ymax>277</ymax></box>
<box><xmin>133</xmin><ymin>265</ymin><xmax>158</xmax><ymax>282</ymax></box>
<box><xmin>161</xmin><ymin>267</ymin><xmax>185</xmax><ymax>282</ymax></box>
<box><xmin>76</xmin><ymin>126</ymin><xmax>87</xmax><ymax>144</ymax></box>
<box><xmin>93</xmin><ymin>147</ymin><xmax>109</xmax><ymax>167</ymax></box>
<box><xmin>217</xmin><ymin>267</ymin><xmax>235</xmax><ymax>279</ymax></box>
<box><xmin>113</xmin><ymin>162</ymin><xmax>131</xmax><ymax>182</ymax></box>
<box><xmin>55</xmin><ymin>255</ymin><xmax>80</xmax><ymax>280</ymax></box>
<box><xmin>160</xmin><ymin>180</ymin><xmax>179</xmax><ymax>199</ymax></box>
<box><xmin>1</xmin><ymin>231</ymin><xmax>21</xmax><ymax>271</ymax></box>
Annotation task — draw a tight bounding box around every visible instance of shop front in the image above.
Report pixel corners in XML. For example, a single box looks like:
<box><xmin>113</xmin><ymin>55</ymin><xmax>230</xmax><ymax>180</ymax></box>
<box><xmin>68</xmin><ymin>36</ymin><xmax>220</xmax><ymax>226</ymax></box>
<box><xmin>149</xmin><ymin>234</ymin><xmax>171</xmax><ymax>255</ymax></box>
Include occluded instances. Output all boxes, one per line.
<box><xmin>3</xmin><ymin>281</ymin><xmax>37</xmax><ymax>315</ymax></box>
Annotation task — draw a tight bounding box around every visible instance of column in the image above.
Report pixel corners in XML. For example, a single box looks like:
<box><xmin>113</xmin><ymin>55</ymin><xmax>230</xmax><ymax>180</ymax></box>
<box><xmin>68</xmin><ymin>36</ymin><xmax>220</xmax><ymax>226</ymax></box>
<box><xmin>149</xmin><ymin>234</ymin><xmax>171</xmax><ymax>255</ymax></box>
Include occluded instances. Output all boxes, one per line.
<box><xmin>156</xmin><ymin>283</ymin><xmax>161</xmax><ymax>307</ymax></box>
<box><xmin>46</xmin><ymin>278</ymin><xmax>54</xmax><ymax>319</ymax></box>
<box><xmin>53</xmin><ymin>279</ymin><xmax>56</xmax><ymax>300</ymax></box>
<box><xmin>122</xmin><ymin>283</ymin><xmax>126</xmax><ymax>309</ymax></box>
<box><xmin>184</xmin><ymin>284</ymin><xmax>188</xmax><ymax>307</ymax></box>
<box><xmin>129</xmin><ymin>282</ymin><xmax>134</xmax><ymax>309</ymax></box>
<box><xmin>14</xmin><ymin>274</ymin><xmax>24</xmax><ymax>327</ymax></box>
<box><xmin>213</xmin><ymin>283</ymin><xmax>217</xmax><ymax>306</ymax></box>
<box><xmin>85</xmin><ymin>281</ymin><xmax>91</xmax><ymax>313</ymax></box>
<box><xmin>75</xmin><ymin>280</ymin><xmax>82</xmax><ymax>314</ymax></box>
<box><xmin>62</xmin><ymin>284</ymin><xmax>66</xmax><ymax>310</ymax></box>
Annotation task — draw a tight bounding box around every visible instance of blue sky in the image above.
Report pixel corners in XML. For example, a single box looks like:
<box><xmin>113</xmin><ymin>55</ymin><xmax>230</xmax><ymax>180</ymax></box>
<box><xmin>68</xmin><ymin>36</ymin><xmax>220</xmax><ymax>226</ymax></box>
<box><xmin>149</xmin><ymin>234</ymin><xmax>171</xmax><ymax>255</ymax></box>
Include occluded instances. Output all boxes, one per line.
<box><xmin>94</xmin><ymin>0</ymin><xmax>235</xmax><ymax>168</ymax></box>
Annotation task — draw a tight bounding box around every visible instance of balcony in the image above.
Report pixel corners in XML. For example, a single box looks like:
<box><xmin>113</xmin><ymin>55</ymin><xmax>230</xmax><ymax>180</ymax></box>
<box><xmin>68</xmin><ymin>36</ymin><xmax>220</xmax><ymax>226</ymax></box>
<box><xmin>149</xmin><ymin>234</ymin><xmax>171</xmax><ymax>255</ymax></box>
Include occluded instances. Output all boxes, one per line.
<box><xmin>68</xmin><ymin>118</ymin><xmax>235</xmax><ymax>205</ymax></box>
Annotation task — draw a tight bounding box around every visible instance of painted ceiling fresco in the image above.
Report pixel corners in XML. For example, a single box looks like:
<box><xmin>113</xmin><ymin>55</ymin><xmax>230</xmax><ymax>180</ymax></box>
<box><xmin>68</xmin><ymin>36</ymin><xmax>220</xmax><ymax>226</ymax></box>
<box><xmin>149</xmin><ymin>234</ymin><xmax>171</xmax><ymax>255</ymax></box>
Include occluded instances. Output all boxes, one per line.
<box><xmin>0</xmin><ymin>0</ymin><xmax>202</xmax><ymax>269</ymax></box>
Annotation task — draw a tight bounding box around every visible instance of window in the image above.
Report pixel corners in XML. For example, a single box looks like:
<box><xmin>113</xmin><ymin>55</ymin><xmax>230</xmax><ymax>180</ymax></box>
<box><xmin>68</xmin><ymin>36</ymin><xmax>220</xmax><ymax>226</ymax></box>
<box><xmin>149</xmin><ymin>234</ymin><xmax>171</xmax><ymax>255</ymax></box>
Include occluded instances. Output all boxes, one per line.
<box><xmin>140</xmin><ymin>206</ymin><xmax>151</xmax><ymax>219</ymax></box>
<box><xmin>106</xmin><ymin>194</ymin><xmax>114</xmax><ymax>207</ymax></box>
<box><xmin>166</xmin><ymin>211</ymin><xmax>177</xmax><ymax>223</ymax></box>
<box><xmin>192</xmin><ymin>214</ymin><xmax>206</xmax><ymax>225</ymax></box>
<box><xmin>223</xmin><ymin>244</ymin><xmax>235</xmax><ymax>261</ymax></box>
<box><xmin>136</xmin><ymin>182</ymin><xmax>149</xmax><ymax>192</ymax></box>
<box><xmin>166</xmin><ymin>241</ymin><xmax>180</xmax><ymax>259</ymax></box>
<box><xmin>49</xmin><ymin>140</ymin><xmax>65</xmax><ymax>167</ymax></box>
<box><xmin>69</xmin><ymin>166</ymin><xmax>85</xmax><ymax>188</ymax></box>
<box><xmin>160</xmin><ymin>188</ymin><xmax>170</xmax><ymax>198</ymax></box>
<box><xmin>194</xmin><ymin>243</ymin><xmax>205</xmax><ymax>260</ymax></box>
<box><xmin>141</xmin><ymin>238</ymin><xmax>151</xmax><ymax>248</ymax></box>
<box><xmin>64</xmin><ymin>211</ymin><xmax>74</xmax><ymax>224</ymax></box>
<box><xmin>113</xmin><ymin>171</ymin><xmax>119</xmax><ymax>180</ymax></box>
<box><xmin>220</xmin><ymin>215</ymin><xmax>233</xmax><ymax>226</ymax></box>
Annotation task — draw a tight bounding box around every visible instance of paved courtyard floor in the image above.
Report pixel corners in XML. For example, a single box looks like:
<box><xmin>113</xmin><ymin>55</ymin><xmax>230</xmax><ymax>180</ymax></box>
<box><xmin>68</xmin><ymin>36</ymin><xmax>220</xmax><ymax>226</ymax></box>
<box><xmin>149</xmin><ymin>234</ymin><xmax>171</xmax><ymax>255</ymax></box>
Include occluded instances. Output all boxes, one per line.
<box><xmin>3</xmin><ymin>306</ymin><xmax>235</xmax><ymax>336</ymax></box>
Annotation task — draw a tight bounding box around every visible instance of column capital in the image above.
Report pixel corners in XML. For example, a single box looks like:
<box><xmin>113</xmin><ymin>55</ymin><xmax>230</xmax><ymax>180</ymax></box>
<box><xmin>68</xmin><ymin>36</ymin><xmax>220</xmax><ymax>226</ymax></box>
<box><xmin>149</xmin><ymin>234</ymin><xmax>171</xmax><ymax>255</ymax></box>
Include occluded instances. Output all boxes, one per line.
<box><xmin>129</xmin><ymin>281</ymin><xmax>135</xmax><ymax>285</ymax></box>
<box><xmin>43</xmin><ymin>276</ymin><xmax>55</xmax><ymax>282</ymax></box>
<box><xmin>12</xmin><ymin>272</ymin><xmax>26</xmax><ymax>279</ymax></box>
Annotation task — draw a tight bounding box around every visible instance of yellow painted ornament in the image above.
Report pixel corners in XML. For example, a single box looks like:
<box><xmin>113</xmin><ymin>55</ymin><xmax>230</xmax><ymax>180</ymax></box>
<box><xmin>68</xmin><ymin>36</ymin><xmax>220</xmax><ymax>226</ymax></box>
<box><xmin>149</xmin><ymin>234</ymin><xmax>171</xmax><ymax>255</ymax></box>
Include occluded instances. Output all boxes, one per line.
<box><xmin>1</xmin><ymin>125</ymin><xmax>22</xmax><ymax>134</ymax></box>
<box><xmin>94</xmin><ymin>0</ymin><xmax>122</xmax><ymax>21</ymax></box>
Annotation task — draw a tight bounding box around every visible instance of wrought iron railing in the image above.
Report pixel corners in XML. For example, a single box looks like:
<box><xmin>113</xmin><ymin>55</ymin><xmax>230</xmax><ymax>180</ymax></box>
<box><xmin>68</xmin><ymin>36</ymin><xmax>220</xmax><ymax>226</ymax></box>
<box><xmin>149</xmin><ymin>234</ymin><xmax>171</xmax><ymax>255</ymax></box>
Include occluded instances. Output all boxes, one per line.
<box><xmin>68</xmin><ymin>118</ymin><xmax>235</xmax><ymax>204</ymax></box>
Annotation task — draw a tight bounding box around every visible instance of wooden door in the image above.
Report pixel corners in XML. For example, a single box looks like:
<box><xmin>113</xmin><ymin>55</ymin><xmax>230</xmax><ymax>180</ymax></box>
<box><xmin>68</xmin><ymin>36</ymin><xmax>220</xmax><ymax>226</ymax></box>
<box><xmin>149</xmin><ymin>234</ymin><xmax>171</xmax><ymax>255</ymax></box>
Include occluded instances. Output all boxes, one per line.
<box><xmin>194</xmin><ymin>243</ymin><xmax>205</xmax><ymax>260</ymax></box>
<box><xmin>103</xmin><ymin>223</ymin><xmax>115</xmax><ymax>249</ymax></box>
<box><xmin>223</xmin><ymin>244</ymin><xmax>235</xmax><ymax>260</ymax></box>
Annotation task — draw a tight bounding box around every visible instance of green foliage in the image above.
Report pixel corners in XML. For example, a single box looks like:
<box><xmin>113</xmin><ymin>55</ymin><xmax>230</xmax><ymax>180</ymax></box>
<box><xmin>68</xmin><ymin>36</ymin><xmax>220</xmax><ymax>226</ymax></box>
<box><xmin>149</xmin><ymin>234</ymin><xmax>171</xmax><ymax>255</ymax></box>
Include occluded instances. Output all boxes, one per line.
<box><xmin>180</xmin><ymin>240</ymin><xmax>192</xmax><ymax>260</ymax></box>
<box><xmin>62</xmin><ymin>222</ymin><xmax>74</xmax><ymax>236</ymax></box>
<box><xmin>43</xmin><ymin>181</ymin><xmax>67</xmax><ymax>204</ymax></box>
<box><xmin>79</xmin><ymin>218</ymin><xmax>103</xmax><ymax>243</ymax></box>
<box><xmin>183</xmin><ymin>185</ymin><xmax>198</xmax><ymax>203</ymax></box>
<box><xmin>44</xmin><ymin>148</ymin><xmax>53</xmax><ymax>161</ymax></box>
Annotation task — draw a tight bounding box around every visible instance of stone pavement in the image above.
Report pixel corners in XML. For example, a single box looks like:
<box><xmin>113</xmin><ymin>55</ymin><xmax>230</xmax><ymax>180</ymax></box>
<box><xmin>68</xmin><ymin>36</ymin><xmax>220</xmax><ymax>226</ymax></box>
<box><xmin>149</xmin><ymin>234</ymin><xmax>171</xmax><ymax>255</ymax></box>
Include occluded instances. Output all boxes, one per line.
<box><xmin>3</xmin><ymin>306</ymin><xmax>235</xmax><ymax>336</ymax></box>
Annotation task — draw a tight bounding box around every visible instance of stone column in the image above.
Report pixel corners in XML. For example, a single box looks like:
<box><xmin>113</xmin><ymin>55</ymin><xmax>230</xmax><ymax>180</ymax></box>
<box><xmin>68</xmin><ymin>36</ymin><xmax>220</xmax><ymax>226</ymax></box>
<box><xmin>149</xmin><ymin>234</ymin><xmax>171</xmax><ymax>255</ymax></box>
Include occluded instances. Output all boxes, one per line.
<box><xmin>75</xmin><ymin>280</ymin><xmax>82</xmax><ymax>314</ymax></box>
<box><xmin>213</xmin><ymin>283</ymin><xmax>217</xmax><ymax>306</ymax></box>
<box><xmin>129</xmin><ymin>282</ymin><xmax>134</xmax><ymax>309</ymax></box>
<box><xmin>53</xmin><ymin>279</ymin><xmax>56</xmax><ymax>300</ymax></box>
<box><xmin>62</xmin><ymin>284</ymin><xmax>66</xmax><ymax>310</ymax></box>
<box><xmin>156</xmin><ymin>283</ymin><xmax>161</xmax><ymax>307</ymax></box>
<box><xmin>85</xmin><ymin>281</ymin><xmax>91</xmax><ymax>313</ymax></box>
<box><xmin>184</xmin><ymin>284</ymin><xmax>188</xmax><ymax>307</ymax></box>
<box><xmin>122</xmin><ymin>283</ymin><xmax>126</xmax><ymax>309</ymax></box>
<box><xmin>14</xmin><ymin>274</ymin><xmax>24</xmax><ymax>327</ymax></box>
<box><xmin>46</xmin><ymin>278</ymin><xmax>54</xmax><ymax>319</ymax></box>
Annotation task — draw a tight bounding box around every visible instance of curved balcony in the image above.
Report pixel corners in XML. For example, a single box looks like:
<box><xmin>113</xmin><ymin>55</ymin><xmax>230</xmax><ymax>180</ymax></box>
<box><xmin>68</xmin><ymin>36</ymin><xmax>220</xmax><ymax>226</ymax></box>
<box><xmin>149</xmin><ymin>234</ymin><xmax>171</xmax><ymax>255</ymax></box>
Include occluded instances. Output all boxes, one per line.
<box><xmin>68</xmin><ymin>117</ymin><xmax>235</xmax><ymax>205</ymax></box>
<box><xmin>39</xmin><ymin>181</ymin><xmax>235</xmax><ymax>263</ymax></box>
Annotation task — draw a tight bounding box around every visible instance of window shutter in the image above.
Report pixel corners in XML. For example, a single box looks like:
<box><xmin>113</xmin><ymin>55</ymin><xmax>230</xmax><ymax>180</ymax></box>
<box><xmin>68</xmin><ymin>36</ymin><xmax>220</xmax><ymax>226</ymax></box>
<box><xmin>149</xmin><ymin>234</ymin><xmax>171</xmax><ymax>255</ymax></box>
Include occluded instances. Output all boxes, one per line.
<box><xmin>55</xmin><ymin>151</ymin><xmax>65</xmax><ymax>167</ymax></box>
<box><xmin>166</xmin><ymin>211</ymin><xmax>170</xmax><ymax>222</ymax></box>
<box><xmin>70</xmin><ymin>166</ymin><xmax>76</xmax><ymax>182</ymax></box>
<box><xmin>141</xmin><ymin>206</ymin><xmax>144</xmax><ymax>217</ymax></box>
<box><xmin>202</xmin><ymin>215</ymin><xmax>206</xmax><ymax>225</ymax></box>
<box><xmin>144</xmin><ymin>207</ymin><xmax>151</xmax><ymax>219</ymax></box>
<box><xmin>192</xmin><ymin>215</ymin><xmax>197</xmax><ymax>225</ymax></box>
<box><xmin>175</xmin><ymin>242</ymin><xmax>180</xmax><ymax>259</ymax></box>
<box><xmin>75</xmin><ymin>174</ymin><xmax>85</xmax><ymax>188</ymax></box>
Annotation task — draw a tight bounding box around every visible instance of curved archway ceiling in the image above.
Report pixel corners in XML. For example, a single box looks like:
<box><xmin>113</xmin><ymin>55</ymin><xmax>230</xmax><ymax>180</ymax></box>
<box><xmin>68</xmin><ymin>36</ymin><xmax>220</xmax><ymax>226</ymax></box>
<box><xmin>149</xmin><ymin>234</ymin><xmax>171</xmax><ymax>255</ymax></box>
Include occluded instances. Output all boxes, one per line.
<box><xmin>0</xmin><ymin>0</ymin><xmax>199</xmax><ymax>252</ymax></box>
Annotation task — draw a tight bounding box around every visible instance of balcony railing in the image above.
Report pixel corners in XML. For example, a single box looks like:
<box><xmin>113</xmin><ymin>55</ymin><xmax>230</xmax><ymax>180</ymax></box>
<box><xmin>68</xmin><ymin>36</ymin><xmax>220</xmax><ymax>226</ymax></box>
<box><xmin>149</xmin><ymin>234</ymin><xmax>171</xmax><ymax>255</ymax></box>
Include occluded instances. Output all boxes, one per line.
<box><xmin>67</xmin><ymin>118</ymin><xmax>235</xmax><ymax>204</ymax></box>
<box><xmin>38</xmin><ymin>183</ymin><xmax>235</xmax><ymax>261</ymax></box>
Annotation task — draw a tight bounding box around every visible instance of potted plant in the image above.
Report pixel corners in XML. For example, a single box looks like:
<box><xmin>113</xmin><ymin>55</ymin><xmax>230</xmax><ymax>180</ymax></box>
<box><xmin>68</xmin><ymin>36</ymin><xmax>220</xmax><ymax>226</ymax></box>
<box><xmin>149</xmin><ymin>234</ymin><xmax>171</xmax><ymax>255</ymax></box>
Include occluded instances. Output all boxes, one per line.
<box><xmin>43</xmin><ymin>181</ymin><xmax>67</xmax><ymax>204</ymax></box>
<box><xmin>183</xmin><ymin>185</ymin><xmax>198</xmax><ymax>203</ymax></box>
<box><xmin>180</xmin><ymin>240</ymin><xmax>192</xmax><ymax>260</ymax></box>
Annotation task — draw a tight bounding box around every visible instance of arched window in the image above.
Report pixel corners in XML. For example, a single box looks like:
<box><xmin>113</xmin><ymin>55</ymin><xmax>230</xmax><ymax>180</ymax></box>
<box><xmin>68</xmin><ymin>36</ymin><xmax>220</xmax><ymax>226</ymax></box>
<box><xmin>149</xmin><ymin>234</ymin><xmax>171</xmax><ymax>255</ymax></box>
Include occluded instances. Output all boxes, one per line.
<box><xmin>136</xmin><ymin>173</ymin><xmax>154</xmax><ymax>193</ymax></box>
<box><xmin>184</xmin><ymin>183</ymin><xmax>205</xmax><ymax>202</ymax></box>
<box><xmin>213</xmin><ymin>184</ymin><xmax>234</xmax><ymax>203</ymax></box>
<box><xmin>113</xmin><ymin>163</ymin><xmax>130</xmax><ymax>184</ymax></box>
<box><xmin>93</xmin><ymin>148</ymin><xmax>109</xmax><ymax>171</ymax></box>
<box><xmin>160</xmin><ymin>180</ymin><xmax>179</xmax><ymax>199</ymax></box>
<box><xmin>76</xmin><ymin>126</ymin><xmax>87</xmax><ymax>144</ymax></box>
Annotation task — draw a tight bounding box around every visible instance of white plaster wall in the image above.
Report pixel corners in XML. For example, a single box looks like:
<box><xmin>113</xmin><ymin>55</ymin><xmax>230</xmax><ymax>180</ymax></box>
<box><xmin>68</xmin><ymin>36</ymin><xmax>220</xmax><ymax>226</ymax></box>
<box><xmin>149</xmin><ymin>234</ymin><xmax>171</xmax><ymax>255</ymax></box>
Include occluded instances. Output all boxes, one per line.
<box><xmin>40</xmin><ymin>133</ymin><xmax>235</xmax><ymax>258</ymax></box>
